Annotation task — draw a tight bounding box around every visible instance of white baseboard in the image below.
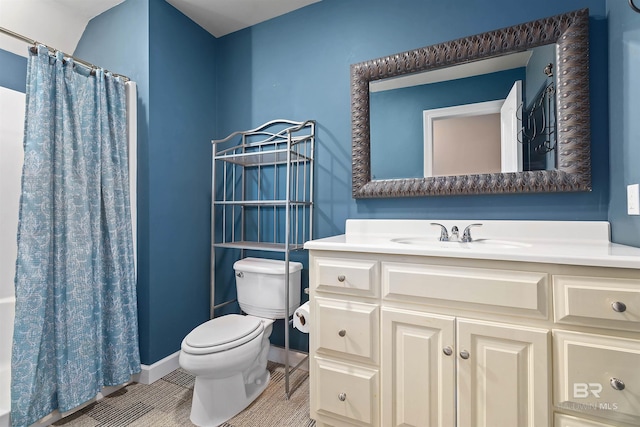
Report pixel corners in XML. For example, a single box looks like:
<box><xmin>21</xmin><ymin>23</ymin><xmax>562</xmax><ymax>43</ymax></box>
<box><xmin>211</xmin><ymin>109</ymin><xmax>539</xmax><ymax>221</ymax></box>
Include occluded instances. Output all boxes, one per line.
<box><xmin>136</xmin><ymin>345</ymin><xmax>307</xmax><ymax>386</ymax></box>
<box><xmin>134</xmin><ymin>350</ymin><xmax>181</xmax><ymax>385</ymax></box>
<box><xmin>268</xmin><ymin>345</ymin><xmax>309</xmax><ymax>372</ymax></box>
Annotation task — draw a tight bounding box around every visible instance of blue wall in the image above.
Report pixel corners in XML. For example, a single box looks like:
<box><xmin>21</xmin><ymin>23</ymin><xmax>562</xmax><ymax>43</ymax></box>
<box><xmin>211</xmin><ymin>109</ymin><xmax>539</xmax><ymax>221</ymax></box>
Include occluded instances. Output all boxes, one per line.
<box><xmin>211</xmin><ymin>0</ymin><xmax>611</xmax><ymax>355</ymax></box>
<box><xmin>216</xmin><ymin>0</ymin><xmax>609</xmax><ymax>242</ymax></box>
<box><xmin>75</xmin><ymin>0</ymin><xmax>217</xmax><ymax>364</ymax></box>
<box><xmin>0</xmin><ymin>49</ymin><xmax>27</xmax><ymax>93</ymax></box>
<box><xmin>607</xmin><ymin>1</ymin><xmax>640</xmax><ymax>246</ymax></box>
<box><xmin>146</xmin><ymin>0</ymin><xmax>216</xmax><ymax>364</ymax></box>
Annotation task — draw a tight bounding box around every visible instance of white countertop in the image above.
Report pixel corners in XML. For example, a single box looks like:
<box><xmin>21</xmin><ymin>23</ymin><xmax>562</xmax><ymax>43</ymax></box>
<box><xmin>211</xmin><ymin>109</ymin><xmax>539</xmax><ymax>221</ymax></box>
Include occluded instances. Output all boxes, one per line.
<box><xmin>304</xmin><ymin>220</ymin><xmax>640</xmax><ymax>270</ymax></box>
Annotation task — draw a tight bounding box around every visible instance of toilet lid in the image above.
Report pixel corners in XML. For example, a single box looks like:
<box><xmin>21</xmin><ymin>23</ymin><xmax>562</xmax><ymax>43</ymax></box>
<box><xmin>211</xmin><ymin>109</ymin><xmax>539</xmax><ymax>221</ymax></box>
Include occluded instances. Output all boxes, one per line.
<box><xmin>183</xmin><ymin>314</ymin><xmax>263</xmax><ymax>354</ymax></box>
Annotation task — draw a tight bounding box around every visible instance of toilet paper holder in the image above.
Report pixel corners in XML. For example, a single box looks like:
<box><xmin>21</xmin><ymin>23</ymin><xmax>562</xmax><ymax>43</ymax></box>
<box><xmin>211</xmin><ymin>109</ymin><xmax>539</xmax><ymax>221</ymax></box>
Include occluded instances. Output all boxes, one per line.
<box><xmin>295</xmin><ymin>310</ymin><xmax>306</xmax><ymax>326</ymax></box>
<box><xmin>293</xmin><ymin>301</ymin><xmax>310</xmax><ymax>333</ymax></box>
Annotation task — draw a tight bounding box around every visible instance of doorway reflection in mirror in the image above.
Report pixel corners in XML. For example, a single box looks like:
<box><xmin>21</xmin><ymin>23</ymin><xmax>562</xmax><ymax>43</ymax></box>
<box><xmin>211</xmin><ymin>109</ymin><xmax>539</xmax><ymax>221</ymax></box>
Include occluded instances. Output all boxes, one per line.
<box><xmin>369</xmin><ymin>45</ymin><xmax>557</xmax><ymax>181</ymax></box>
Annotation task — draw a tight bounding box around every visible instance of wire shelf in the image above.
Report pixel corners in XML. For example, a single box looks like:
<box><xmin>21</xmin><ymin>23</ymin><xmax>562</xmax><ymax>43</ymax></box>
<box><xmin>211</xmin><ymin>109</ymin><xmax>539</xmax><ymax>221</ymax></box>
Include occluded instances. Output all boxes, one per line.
<box><xmin>210</xmin><ymin>119</ymin><xmax>315</xmax><ymax>399</ymax></box>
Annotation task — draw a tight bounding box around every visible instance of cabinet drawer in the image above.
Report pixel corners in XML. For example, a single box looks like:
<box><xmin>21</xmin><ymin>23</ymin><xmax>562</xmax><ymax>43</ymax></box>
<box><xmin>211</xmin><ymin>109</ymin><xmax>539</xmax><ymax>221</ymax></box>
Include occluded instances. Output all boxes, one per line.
<box><xmin>314</xmin><ymin>257</ymin><xmax>379</xmax><ymax>297</ymax></box>
<box><xmin>554</xmin><ymin>275</ymin><xmax>640</xmax><ymax>331</ymax></box>
<box><xmin>382</xmin><ymin>262</ymin><xmax>548</xmax><ymax>318</ymax></box>
<box><xmin>314</xmin><ymin>357</ymin><xmax>379</xmax><ymax>426</ymax></box>
<box><xmin>554</xmin><ymin>330</ymin><xmax>640</xmax><ymax>424</ymax></box>
<box><xmin>554</xmin><ymin>413</ymin><xmax>617</xmax><ymax>427</ymax></box>
<box><xmin>314</xmin><ymin>297</ymin><xmax>379</xmax><ymax>363</ymax></box>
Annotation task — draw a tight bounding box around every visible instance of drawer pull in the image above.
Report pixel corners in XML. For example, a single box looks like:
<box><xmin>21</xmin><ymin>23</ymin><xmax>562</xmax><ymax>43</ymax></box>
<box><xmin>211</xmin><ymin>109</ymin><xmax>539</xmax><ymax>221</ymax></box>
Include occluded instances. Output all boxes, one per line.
<box><xmin>443</xmin><ymin>346</ymin><xmax>453</xmax><ymax>356</ymax></box>
<box><xmin>611</xmin><ymin>301</ymin><xmax>627</xmax><ymax>313</ymax></box>
<box><xmin>338</xmin><ymin>329</ymin><xmax>346</xmax><ymax>337</ymax></box>
<box><xmin>337</xmin><ymin>274</ymin><xmax>346</xmax><ymax>282</ymax></box>
<box><xmin>460</xmin><ymin>350</ymin><xmax>470</xmax><ymax>360</ymax></box>
<box><xmin>610</xmin><ymin>377</ymin><xmax>626</xmax><ymax>391</ymax></box>
<box><xmin>338</xmin><ymin>392</ymin><xmax>347</xmax><ymax>401</ymax></box>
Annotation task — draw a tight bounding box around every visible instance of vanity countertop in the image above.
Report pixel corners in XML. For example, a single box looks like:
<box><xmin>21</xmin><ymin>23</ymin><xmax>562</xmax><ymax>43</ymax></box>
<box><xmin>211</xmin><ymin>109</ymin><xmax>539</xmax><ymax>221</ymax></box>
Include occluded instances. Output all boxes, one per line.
<box><xmin>304</xmin><ymin>220</ymin><xmax>640</xmax><ymax>270</ymax></box>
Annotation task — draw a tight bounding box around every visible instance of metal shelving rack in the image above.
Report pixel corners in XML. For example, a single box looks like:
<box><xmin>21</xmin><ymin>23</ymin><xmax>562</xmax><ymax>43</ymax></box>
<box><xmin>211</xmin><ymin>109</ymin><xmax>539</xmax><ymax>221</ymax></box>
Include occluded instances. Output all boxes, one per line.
<box><xmin>210</xmin><ymin>119</ymin><xmax>315</xmax><ymax>398</ymax></box>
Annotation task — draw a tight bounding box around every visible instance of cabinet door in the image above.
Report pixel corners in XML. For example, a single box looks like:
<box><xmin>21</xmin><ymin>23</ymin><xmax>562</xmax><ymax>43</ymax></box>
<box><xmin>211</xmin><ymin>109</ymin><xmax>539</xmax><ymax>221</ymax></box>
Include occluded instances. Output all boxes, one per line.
<box><xmin>381</xmin><ymin>307</ymin><xmax>455</xmax><ymax>427</ymax></box>
<box><xmin>457</xmin><ymin>318</ymin><xmax>550</xmax><ymax>427</ymax></box>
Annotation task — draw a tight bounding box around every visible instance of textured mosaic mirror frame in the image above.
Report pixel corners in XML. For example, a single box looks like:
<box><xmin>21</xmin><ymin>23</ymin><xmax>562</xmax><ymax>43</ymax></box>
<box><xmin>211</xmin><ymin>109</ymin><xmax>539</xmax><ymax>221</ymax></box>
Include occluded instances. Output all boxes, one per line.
<box><xmin>351</xmin><ymin>9</ymin><xmax>591</xmax><ymax>198</ymax></box>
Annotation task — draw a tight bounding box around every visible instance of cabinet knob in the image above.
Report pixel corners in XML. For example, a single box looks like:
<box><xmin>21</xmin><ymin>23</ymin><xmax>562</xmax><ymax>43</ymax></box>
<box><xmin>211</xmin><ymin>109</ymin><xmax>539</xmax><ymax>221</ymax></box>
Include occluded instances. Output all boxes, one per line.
<box><xmin>338</xmin><ymin>329</ymin><xmax>347</xmax><ymax>337</ymax></box>
<box><xmin>610</xmin><ymin>377</ymin><xmax>626</xmax><ymax>391</ymax></box>
<box><xmin>338</xmin><ymin>392</ymin><xmax>347</xmax><ymax>401</ymax></box>
<box><xmin>337</xmin><ymin>275</ymin><xmax>346</xmax><ymax>282</ymax></box>
<box><xmin>611</xmin><ymin>301</ymin><xmax>627</xmax><ymax>313</ymax></box>
<box><xmin>443</xmin><ymin>346</ymin><xmax>453</xmax><ymax>356</ymax></box>
<box><xmin>460</xmin><ymin>350</ymin><xmax>470</xmax><ymax>360</ymax></box>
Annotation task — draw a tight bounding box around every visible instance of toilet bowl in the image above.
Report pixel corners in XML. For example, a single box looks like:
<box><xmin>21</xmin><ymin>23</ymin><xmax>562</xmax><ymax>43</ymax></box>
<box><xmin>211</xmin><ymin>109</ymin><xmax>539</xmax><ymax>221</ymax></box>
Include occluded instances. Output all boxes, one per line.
<box><xmin>179</xmin><ymin>257</ymin><xmax>302</xmax><ymax>427</ymax></box>
<box><xmin>179</xmin><ymin>314</ymin><xmax>274</xmax><ymax>427</ymax></box>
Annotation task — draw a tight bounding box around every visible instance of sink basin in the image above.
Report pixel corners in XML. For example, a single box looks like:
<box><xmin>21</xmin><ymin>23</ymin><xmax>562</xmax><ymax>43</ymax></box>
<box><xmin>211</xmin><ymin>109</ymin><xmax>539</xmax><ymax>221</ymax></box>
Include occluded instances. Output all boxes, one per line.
<box><xmin>390</xmin><ymin>237</ymin><xmax>532</xmax><ymax>250</ymax></box>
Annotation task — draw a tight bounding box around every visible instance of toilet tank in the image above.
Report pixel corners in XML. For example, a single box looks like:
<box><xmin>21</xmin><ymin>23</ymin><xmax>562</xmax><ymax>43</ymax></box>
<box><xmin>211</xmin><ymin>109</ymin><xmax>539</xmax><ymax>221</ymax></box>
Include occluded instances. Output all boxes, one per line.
<box><xmin>233</xmin><ymin>257</ymin><xmax>302</xmax><ymax>319</ymax></box>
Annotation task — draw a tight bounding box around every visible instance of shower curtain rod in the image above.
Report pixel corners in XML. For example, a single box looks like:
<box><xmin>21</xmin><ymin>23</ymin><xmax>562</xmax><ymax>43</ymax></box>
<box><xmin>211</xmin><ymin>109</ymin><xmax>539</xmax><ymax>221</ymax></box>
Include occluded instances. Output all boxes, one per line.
<box><xmin>0</xmin><ymin>26</ymin><xmax>130</xmax><ymax>81</ymax></box>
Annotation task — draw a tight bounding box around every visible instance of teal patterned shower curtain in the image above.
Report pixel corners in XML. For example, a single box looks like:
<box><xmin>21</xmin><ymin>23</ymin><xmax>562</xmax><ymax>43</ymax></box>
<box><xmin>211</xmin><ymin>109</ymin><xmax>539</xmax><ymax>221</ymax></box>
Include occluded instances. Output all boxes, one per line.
<box><xmin>11</xmin><ymin>45</ymin><xmax>140</xmax><ymax>427</ymax></box>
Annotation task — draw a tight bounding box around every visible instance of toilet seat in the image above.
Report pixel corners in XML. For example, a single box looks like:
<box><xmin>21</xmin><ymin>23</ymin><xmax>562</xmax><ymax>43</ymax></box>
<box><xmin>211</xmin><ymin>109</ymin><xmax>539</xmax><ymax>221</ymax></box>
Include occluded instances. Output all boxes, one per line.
<box><xmin>182</xmin><ymin>314</ymin><xmax>264</xmax><ymax>355</ymax></box>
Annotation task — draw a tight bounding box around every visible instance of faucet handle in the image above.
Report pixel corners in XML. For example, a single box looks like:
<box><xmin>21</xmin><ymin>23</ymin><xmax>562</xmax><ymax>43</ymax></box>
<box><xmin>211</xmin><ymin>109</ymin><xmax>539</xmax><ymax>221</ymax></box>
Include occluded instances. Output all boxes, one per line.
<box><xmin>461</xmin><ymin>223</ymin><xmax>483</xmax><ymax>242</ymax></box>
<box><xmin>450</xmin><ymin>226</ymin><xmax>459</xmax><ymax>240</ymax></box>
<box><xmin>430</xmin><ymin>223</ymin><xmax>449</xmax><ymax>241</ymax></box>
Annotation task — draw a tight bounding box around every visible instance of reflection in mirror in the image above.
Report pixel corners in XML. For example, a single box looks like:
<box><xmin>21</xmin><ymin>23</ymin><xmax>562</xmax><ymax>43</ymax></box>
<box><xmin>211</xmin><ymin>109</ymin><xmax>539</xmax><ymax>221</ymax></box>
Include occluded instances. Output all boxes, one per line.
<box><xmin>370</xmin><ymin>44</ymin><xmax>557</xmax><ymax>180</ymax></box>
<box><xmin>426</xmin><ymin>101</ymin><xmax>503</xmax><ymax>176</ymax></box>
<box><xmin>351</xmin><ymin>9</ymin><xmax>591</xmax><ymax>198</ymax></box>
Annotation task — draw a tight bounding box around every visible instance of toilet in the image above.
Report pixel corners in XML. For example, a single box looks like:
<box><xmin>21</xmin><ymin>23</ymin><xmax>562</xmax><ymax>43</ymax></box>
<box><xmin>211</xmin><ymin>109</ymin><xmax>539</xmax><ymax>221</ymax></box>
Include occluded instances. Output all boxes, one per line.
<box><xmin>179</xmin><ymin>257</ymin><xmax>302</xmax><ymax>427</ymax></box>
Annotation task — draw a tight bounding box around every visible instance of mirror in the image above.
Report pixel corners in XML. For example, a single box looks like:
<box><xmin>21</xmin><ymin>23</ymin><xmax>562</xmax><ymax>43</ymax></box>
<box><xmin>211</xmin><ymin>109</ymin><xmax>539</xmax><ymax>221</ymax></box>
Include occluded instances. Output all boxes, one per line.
<box><xmin>352</xmin><ymin>9</ymin><xmax>591</xmax><ymax>198</ymax></box>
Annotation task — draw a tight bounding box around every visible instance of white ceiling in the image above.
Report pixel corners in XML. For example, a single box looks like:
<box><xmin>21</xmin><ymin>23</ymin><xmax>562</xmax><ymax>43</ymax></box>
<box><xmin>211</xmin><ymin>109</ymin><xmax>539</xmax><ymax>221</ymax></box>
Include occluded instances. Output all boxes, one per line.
<box><xmin>0</xmin><ymin>0</ymin><xmax>319</xmax><ymax>57</ymax></box>
<box><xmin>167</xmin><ymin>0</ymin><xmax>320</xmax><ymax>38</ymax></box>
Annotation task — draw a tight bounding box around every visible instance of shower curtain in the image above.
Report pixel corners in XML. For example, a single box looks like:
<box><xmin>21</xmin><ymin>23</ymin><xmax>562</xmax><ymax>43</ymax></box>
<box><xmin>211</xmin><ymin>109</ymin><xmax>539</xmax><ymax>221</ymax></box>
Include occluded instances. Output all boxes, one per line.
<box><xmin>10</xmin><ymin>45</ymin><xmax>140</xmax><ymax>427</ymax></box>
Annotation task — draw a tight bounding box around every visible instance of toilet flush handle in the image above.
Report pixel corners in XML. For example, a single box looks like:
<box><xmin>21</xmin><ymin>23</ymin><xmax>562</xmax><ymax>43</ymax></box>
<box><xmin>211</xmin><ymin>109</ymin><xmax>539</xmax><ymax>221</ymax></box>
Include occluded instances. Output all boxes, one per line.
<box><xmin>236</xmin><ymin>272</ymin><xmax>244</xmax><ymax>278</ymax></box>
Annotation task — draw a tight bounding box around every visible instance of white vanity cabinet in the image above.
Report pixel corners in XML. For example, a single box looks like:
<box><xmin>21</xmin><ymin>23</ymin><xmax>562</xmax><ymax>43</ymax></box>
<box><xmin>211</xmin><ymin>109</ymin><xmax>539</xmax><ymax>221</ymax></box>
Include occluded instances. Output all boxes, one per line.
<box><xmin>310</xmin><ymin>255</ymin><xmax>381</xmax><ymax>427</ymax></box>
<box><xmin>380</xmin><ymin>261</ymin><xmax>551</xmax><ymax>427</ymax></box>
<box><xmin>552</xmin><ymin>274</ymin><xmax>640</xmax><ymax>427</ymax></box>
<box><xmin>381</xmin><ymin>309</ymin><xmax>549</xmax><ymax>427</ymax></box>
<box><xmin>306</xmin><ymin>220</ymin><xmax>640</xmax><ymax>427</ymax></box>
<box><xmin>308</xmin><ymin>252</ymin><xmax>640</xmax><ymax>427</ymax></box>
<box><xmin>309</xmin><ymin>252</ymin><xmax>552</xmax><ymax>427</ymax></box>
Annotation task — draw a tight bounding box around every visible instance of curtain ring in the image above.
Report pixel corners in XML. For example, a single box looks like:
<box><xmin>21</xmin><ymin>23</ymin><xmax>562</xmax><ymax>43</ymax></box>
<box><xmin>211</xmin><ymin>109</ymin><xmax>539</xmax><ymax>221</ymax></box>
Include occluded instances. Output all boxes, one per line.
<box><xmin>630</xmin><ymin>0</ymin><xmax>640</xmax><ymax>13</ymax></box>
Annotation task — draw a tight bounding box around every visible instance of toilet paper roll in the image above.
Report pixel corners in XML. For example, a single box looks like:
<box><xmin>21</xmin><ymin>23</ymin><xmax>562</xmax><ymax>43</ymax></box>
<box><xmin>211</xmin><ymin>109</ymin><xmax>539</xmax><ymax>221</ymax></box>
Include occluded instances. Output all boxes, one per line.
<box><xmin>293</xmin><ymin>301</ymin><xmax>310</xmax><ymax>333</ymax></box>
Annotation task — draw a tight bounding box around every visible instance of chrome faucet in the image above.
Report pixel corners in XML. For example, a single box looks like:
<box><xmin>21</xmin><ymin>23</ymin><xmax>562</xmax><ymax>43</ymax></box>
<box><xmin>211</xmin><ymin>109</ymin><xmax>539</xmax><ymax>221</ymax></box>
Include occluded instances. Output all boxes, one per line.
<box><xmin>430</xmin><ymin>223</ymin><xmax>450</xmax><ymax>241</ymax></box>
<box><xmin>461</xmin><ymin>223</ymin><xmax>483</xmax><ymax>242</ymax></box>
<box><xmin>430</xmin><ymin>223</ymin><xmax>459</xmax><ymax>241</ymax></box>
